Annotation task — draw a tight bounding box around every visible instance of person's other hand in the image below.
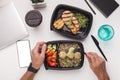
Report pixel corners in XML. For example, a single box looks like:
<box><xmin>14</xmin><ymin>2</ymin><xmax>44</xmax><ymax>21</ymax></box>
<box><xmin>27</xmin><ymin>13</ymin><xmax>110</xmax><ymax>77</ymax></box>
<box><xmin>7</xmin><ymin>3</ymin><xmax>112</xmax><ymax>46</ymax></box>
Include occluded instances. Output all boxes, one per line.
<box><xmin>86</xmin><ymin>52</ymin><xmax>110</xmax><ymax>80</ymax></box>
<box><xmin>31</xmin><ymin>42</ymin><xmax>46</xmax><ymax>69</ymax></box>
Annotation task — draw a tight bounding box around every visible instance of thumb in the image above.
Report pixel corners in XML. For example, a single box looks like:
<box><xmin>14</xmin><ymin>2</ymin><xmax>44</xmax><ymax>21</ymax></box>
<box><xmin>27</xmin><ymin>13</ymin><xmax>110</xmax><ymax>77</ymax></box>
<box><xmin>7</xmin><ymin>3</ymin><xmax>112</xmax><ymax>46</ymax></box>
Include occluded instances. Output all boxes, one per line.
<box><xmin>41</xmin><ymin>44</ymin><xmax>46</xmax><ymax>57</ymax></box>
<box><xmin>86</xmin><ymin>53</ymin><xmax>90</xmax><ymax>59</ymax></box>
<box><xmin>86</xmin><ymin>53</ymin><xmax>92</xmax><ymax>63</ymax></box>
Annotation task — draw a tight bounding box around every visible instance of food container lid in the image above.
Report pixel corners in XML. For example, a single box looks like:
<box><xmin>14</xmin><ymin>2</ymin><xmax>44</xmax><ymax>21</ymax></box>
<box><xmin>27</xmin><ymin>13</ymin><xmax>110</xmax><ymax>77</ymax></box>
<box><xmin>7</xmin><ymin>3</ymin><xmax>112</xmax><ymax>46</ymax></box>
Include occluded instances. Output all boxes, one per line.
<box><xmin>25</xmin><ymin>10</ymin><xmax>42</xmax><ymax>27</ymax></box>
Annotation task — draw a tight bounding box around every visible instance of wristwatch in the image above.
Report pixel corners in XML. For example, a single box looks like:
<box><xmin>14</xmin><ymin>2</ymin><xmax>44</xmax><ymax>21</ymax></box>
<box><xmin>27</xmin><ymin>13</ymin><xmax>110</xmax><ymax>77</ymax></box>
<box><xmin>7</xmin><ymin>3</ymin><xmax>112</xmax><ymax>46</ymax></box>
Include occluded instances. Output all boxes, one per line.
<box><xmin>28</xmin><ymin>63</ymin><xmax>39</xmax><ymax>73</ymax></box>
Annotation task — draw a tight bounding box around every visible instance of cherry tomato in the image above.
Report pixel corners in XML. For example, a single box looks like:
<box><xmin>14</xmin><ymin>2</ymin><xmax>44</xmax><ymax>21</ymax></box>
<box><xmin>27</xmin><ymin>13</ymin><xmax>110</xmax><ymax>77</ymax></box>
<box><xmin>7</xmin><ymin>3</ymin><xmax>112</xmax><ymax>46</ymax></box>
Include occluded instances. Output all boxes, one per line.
<box><xmin>51</xmin><ymin>52</ymin><xmax>56</xmax><ymax>58</ymax></box>
<box><xmin>51</xmin><ymin>58</ymin><xmax>56</xmax><ymax>62</ymax></box>
<box><xmin>47</xmin><ymin>51</ymin><xmax>54</xmax><ymax>56</ymax></box>
<box><xmin>46</xmin><ymin>56</ymin><xmax>52</xmax><ymax>61</ymax></box>
<box><xmin>48</xmin><ymin>62</ymin><xmax>57</xmax><ymax>67</ymax></box>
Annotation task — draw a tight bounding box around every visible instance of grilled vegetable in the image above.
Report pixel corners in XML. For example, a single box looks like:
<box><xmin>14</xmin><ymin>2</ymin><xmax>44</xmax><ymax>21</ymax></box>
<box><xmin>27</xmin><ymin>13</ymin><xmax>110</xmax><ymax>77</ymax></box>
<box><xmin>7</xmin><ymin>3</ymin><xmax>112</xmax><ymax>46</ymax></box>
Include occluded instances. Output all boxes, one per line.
<box><xmin>53</xmin><ymin>19</ymin><xmax>64</xmax><ymax>29</ymax></box>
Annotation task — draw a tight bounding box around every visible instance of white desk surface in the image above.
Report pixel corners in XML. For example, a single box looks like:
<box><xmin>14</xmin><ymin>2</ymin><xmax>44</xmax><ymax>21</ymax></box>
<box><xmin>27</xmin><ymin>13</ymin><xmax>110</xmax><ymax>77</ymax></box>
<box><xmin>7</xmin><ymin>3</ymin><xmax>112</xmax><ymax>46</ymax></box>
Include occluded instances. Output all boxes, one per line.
<box><xmin>0</xmin><ymin>0</ymin><xmax>120</xmax><ymax>80</ymax></box>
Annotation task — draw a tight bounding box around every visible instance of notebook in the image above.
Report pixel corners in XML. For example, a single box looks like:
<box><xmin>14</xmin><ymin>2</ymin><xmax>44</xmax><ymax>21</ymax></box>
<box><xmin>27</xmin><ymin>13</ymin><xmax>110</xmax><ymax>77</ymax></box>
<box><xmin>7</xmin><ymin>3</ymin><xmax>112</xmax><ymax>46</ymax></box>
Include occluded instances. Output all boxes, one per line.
<box><xmin>0</xmin><ymin>2</ymin><xmax>28</xmax><ymax>50</ymax></box>
<box><xmin>90</xmin><ymin>0</ymin><xmax>119</xmax><ymax>17</ymax></box>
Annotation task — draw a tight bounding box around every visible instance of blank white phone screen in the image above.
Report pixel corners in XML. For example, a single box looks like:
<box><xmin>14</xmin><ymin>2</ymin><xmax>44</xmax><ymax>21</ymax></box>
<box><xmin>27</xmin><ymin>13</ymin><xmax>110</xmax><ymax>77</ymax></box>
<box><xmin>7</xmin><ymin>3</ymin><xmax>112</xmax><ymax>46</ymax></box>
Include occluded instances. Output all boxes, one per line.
<box><xmin>16</xmin><ymin>40</ymin><xmax>31</xmax><ymax>68</ymax></box>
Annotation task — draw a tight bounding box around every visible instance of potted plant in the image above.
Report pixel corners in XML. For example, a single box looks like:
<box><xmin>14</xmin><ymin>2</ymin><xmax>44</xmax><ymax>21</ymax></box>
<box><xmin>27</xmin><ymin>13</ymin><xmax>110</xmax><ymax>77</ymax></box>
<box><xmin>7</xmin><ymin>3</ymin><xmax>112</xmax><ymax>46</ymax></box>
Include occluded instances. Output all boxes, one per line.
<box><xmin>31</xmin><ymin>0</ymin><xmax>46</xmax><ymax>9</ymax></box>
<box><xmin>31</xmin><ymin>0</ymin><xmax>44</xmax><ymax>3</ymax></box>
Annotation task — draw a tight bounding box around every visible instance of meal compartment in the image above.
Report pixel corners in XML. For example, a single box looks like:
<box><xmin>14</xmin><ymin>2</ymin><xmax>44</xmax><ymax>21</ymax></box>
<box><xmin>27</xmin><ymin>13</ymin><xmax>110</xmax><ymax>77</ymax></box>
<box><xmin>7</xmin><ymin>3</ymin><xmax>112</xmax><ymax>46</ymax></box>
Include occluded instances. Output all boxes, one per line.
<box><xmin>44</xmin><ymin>40</ymin><xmax>84</xmax><ymax>70</ymax></box>
<box><xmin>44</xmin><ymin>42</ymin><xmax>59</xmax><ymax>70</ymax></box>
<box><xmin>50</xmin><ymin>4</ymin><xmax>93</xmax><ymax>39</ymax></box>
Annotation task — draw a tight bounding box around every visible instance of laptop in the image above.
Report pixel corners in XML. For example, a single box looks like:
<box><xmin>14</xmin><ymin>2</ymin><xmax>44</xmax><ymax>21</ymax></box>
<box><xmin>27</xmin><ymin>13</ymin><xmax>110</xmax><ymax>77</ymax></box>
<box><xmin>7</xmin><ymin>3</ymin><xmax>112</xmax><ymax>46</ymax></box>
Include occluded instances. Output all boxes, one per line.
<box><xmin>0</xmin><ymin>2</ymin><xmax>28</xmax><ymax>50</ymax></box>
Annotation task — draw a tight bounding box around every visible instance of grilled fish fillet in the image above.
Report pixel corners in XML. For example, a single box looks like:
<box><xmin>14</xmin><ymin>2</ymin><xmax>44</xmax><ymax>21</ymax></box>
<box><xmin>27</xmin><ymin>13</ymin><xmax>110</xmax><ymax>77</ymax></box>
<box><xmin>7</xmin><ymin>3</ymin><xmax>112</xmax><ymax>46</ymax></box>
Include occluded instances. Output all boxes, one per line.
<box><xmin>62</xmin><ymin>10</ymin><xmax>80</xmax><ymax>34</ymax></box>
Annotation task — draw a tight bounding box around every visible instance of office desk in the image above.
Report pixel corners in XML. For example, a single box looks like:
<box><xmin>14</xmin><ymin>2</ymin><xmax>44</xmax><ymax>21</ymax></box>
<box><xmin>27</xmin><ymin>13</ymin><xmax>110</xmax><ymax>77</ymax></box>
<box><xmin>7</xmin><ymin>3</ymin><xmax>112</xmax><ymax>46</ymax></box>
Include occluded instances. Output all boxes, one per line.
<box><xmin>0</xmin><ymin>0</ymin><xmax>120</xmax><ymax>80</ymax></box>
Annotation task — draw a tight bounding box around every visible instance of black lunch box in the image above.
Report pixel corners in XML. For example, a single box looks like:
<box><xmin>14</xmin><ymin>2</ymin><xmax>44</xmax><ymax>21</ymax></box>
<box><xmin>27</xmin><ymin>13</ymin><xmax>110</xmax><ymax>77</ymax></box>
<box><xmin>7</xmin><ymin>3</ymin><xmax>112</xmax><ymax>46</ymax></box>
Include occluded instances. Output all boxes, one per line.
<box><xmin>50</xmin><ymin>4</ymin><xmax>93</xmax><ymax>40</ymax></box>
<box><xmin>44</xmin><ymin>40</ymin><xmax>85</xmax><ymax>70</ymax></box>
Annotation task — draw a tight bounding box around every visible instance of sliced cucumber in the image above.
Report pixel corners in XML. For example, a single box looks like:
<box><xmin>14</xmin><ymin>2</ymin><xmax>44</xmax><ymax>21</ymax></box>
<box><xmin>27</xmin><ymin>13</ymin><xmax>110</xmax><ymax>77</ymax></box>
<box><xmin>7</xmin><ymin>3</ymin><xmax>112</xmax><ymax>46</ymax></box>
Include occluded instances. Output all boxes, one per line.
<box><xmin>52</xmin><ymin>44</ymin><xmax>56</xmax><ymax>50</ymax></box>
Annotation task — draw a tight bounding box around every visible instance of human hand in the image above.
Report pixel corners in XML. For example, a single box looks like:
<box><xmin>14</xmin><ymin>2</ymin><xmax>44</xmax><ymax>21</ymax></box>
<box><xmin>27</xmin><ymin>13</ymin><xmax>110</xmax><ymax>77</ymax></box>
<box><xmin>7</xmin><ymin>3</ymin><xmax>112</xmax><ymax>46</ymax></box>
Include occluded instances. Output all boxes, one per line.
<box><xmin>31</xmin><ymin>42</ymin><xmax>46</xmax><ymax>69</ymax></box>
<box><xmin>86</xmin><ymin>52</ymin><xmax>110</xmax><ymax>80</ymax></box>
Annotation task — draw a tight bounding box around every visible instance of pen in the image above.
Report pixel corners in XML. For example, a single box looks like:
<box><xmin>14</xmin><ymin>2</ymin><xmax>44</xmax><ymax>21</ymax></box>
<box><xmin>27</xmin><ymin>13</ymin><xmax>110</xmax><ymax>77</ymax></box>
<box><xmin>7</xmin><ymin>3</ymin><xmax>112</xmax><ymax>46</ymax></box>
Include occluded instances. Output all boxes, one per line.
<box><xmin>84</xmin><ymin>0</ymin><xmax>96</xmax><ymax>15</ymax></box>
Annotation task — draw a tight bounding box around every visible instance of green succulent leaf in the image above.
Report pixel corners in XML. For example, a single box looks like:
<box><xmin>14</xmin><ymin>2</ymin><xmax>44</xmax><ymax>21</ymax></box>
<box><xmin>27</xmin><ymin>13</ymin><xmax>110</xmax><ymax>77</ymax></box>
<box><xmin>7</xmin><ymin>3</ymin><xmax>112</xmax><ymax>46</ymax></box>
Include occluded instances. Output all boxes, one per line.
<box><xmin>31</xmin><ymin>0</ymin><xmax>44</xmax><ymax>3</ymax></box>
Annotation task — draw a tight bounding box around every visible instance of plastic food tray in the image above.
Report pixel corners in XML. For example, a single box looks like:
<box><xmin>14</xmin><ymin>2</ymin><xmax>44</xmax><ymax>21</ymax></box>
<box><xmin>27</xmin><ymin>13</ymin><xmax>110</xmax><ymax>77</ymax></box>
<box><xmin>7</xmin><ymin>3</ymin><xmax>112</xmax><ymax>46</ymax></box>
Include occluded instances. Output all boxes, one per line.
<box><xmin>50</xmin><ymin>4</ymin><xmax>93</xmax><ymax>40</ymax></box>
<box><xmin>44</xmin><ymin>40</ymin><xmax>85</xmax><ymax>70</ymax></box>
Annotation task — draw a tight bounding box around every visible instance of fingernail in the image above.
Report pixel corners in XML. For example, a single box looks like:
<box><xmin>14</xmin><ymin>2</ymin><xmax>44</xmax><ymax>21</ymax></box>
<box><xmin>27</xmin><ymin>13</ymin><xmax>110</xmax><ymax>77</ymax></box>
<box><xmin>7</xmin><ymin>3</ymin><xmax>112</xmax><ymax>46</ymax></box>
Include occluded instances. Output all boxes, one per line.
<box><xmin>43</xmin><ymin>44</ymin><xmax>46</xmax><ymax>47</ymax></box>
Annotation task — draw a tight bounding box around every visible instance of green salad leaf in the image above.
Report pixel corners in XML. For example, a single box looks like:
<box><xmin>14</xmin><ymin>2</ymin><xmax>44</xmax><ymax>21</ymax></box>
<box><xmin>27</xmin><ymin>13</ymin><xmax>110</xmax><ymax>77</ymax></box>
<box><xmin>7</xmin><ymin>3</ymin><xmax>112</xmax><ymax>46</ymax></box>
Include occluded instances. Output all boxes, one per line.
<box><xmin>74</xmin><ymin>13</ymin><xmax>88</xmax><ymax>28</ymax></box>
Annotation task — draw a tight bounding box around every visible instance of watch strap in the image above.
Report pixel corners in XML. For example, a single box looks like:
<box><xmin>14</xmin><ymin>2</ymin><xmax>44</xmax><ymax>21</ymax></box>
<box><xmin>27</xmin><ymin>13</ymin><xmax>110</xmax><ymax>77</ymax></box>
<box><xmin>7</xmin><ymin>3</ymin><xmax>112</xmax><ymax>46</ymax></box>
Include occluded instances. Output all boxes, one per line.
<box><xmin>28</xmin><ymin>63</ymin><xmax>39</xmax><ymax>73</ymax></box>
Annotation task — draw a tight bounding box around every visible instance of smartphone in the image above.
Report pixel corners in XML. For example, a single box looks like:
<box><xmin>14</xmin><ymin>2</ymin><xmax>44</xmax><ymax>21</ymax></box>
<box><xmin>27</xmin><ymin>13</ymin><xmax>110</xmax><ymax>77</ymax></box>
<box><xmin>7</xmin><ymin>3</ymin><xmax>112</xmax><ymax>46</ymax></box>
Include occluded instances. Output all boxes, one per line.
<box><xmin>16</xmin><ymin>40</ymin><xmax>31</xmax><ymax>68</ymax></box>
